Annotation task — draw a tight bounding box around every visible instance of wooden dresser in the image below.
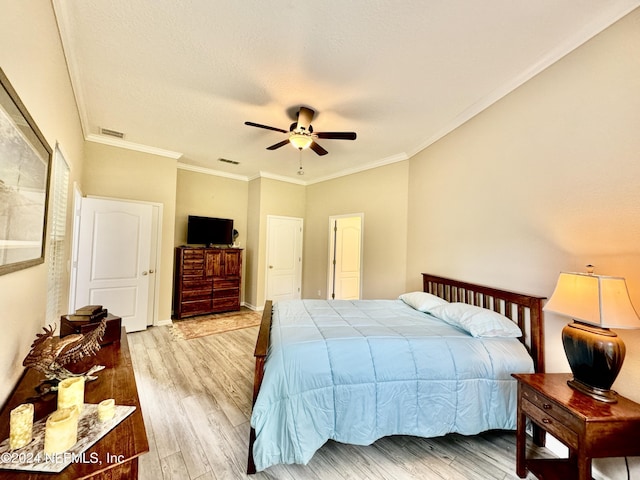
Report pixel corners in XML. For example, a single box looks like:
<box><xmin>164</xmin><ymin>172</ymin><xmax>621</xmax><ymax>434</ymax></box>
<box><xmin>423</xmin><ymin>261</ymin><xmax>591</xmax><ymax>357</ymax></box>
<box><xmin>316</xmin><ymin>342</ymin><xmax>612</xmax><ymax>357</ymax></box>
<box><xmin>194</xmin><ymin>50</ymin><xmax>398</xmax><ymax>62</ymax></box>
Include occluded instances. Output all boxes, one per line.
<box><xmin>0</xmin><ymin>328</ymin><xmax>148</xmax><ymax>480</ymax></box>
<box><xmin>173</xmin><ymin>246</ymin><xmax>242</xmax><ymax>319</ymax></box>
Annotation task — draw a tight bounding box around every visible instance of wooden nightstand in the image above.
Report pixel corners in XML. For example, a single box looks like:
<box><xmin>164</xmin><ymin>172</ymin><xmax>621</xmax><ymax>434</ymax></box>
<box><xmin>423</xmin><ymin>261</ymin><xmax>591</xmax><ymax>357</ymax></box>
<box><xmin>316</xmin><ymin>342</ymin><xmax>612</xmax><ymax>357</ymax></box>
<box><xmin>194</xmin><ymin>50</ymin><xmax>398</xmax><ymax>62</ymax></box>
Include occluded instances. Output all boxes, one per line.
<box><xmin>513</xmin><ymin>373</ymin><xmax>640</xmax><ymax>480</ymax></box>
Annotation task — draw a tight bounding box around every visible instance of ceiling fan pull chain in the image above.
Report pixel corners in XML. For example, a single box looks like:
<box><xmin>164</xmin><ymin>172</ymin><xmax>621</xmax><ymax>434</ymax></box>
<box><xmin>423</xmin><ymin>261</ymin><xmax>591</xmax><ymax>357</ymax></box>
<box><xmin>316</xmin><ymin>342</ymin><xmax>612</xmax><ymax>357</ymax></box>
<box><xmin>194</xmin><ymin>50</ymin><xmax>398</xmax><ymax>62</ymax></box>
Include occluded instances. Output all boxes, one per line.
<box><xmin>298</xmin><ymin>149</ymin><xmax>304</xmax><ymax>176</ymax></box>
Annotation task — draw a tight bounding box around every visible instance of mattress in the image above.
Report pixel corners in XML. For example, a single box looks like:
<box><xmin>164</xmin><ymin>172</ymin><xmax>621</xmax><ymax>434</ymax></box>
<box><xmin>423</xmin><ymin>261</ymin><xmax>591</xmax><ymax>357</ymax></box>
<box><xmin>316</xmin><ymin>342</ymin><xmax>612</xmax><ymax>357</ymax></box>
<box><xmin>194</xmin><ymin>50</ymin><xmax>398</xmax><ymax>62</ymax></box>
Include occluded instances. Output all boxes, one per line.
<box><xmin>250</xmin><ymin>299</ymin><xmax>534</xmax><ymax>471</ymax></box>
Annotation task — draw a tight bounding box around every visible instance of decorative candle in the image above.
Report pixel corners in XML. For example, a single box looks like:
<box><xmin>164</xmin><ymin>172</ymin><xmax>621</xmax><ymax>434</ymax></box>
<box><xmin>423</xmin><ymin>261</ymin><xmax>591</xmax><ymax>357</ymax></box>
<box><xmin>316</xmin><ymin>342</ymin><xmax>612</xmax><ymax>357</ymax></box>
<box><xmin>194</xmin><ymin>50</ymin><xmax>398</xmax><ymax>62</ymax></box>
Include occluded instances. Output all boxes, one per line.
<box><xmin>97</xmin><ymin>398</ymin><xmax>115</xmax><ymax>422</ymax></box>
<box><xmin>43</xmin><ymin>406</ymin><xmax>79</xmax><ymax>454</ymax></box>
<box><xmin>9</xmin><ymin>403</ymin><xmax>34</xmax><ymax>450</ymax></box>
<box><xmin>57</xmin><ymin>377</ymin><xmax>85</xmax><ymax>414</ymax></box>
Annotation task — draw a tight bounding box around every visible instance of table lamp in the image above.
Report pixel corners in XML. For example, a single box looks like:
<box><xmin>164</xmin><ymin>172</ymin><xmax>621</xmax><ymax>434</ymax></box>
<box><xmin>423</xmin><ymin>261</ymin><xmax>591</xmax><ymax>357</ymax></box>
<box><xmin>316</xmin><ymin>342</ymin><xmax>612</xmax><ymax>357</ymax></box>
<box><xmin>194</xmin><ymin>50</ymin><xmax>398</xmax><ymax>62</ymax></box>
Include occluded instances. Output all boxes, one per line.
<box><xmin>544</xmin><ymin>269</ymin><xmax>640</xmax><ymax>403</ymax></box>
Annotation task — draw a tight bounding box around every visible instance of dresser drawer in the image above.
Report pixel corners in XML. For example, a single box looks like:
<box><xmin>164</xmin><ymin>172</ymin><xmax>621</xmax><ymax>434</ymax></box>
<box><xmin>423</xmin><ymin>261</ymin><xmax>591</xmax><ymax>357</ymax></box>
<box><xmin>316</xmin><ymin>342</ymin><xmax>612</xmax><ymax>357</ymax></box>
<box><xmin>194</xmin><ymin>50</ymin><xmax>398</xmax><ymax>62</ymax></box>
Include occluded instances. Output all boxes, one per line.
<box><xmin>182</xmin><ymin>289</ymin><xmax>212</xmax><ymax>301</ymax></box>
<box><xmin>214</xmin><ymin>287</ymin><xmax>239</xmax><ymax>299</ymax></box>
<box><xmin>183</xmin><ymin>249</ymin><xmax>204</xmax><ymax>260</ymax></box>
<box><xmin>214</xmin><ymin>279</ymin><xmax>239</xmax><ymax>289</ymax></box>
<box><xmin>181</xmin><ymin>299</ymin><xmax>213</xmax><ymax>316</ymax></box>
<box><xmin>213</xmin><ymin>297</ymin><xmax>240</xmax><ymax>311</ymax></box>
<box><xmin>183</xmin><ymin>263</ymin><xmax>205</xmax><ymax>275</ymax></box>
<box><xmin>183</xmin><ymin>279</ymin><xmax>213</xmax><ymax>291</ymax></box>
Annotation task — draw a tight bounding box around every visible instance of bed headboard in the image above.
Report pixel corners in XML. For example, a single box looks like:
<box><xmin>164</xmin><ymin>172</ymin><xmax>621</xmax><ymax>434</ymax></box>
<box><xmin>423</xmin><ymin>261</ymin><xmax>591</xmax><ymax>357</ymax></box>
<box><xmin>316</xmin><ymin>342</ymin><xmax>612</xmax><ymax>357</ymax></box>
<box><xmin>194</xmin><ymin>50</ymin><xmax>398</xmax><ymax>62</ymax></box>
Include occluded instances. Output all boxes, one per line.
<box><xmin>422</xmin><ymin>273</ymin><xmax>546</xmax><ymax>373</ymax></box>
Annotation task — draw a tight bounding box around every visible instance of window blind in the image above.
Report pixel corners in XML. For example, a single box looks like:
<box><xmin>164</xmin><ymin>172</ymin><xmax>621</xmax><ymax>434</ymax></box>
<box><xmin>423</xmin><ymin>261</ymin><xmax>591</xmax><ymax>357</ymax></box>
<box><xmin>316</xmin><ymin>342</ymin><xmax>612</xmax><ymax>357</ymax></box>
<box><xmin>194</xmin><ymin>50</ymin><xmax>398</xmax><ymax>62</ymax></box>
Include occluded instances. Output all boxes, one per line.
<box><xmin>46</xmin><ymin>145</ymin><xmax>70</xmax><ymax>326</ymax></box>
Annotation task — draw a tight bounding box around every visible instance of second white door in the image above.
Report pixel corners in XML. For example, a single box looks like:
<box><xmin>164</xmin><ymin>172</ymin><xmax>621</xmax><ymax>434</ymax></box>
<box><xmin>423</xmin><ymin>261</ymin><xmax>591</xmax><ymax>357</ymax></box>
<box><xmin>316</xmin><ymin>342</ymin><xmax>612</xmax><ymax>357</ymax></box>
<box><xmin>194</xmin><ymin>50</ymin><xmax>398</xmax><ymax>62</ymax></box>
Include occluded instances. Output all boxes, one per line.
<box><xmin>328</xmin><ymin>214</ymin><xmax>363</xmax><ymax>300</ymax></box>
<box><xmin>265</xmin><ymin>216</ymin><xmax>303</xmax><ymax>302</ymax></box>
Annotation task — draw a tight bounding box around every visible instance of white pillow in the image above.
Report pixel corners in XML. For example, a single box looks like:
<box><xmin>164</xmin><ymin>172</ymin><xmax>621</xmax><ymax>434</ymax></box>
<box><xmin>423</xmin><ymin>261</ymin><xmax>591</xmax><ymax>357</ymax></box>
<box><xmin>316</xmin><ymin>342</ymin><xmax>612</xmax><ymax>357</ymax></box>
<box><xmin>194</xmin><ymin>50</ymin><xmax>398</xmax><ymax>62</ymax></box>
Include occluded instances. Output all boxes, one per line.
<box><xmin>398</xmin><ymin>291</ymin><xmax>448</xmax><ymax>312</ymax></box>
<box><xmin>428</xmin><ymin>302</ymin><xmax>523</xmax><ymax>338</ymax></box>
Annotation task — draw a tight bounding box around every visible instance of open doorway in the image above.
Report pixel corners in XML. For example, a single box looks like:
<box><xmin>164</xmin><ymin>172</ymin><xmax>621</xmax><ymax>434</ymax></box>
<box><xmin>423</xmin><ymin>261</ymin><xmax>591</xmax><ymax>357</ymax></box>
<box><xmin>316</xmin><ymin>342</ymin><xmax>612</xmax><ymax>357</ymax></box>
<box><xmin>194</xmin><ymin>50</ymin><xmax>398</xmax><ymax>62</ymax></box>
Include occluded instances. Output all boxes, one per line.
<box><xmin>327</xmin><ymin>214</ymin><xmax>363</xmax><ymax>300</ymax></box>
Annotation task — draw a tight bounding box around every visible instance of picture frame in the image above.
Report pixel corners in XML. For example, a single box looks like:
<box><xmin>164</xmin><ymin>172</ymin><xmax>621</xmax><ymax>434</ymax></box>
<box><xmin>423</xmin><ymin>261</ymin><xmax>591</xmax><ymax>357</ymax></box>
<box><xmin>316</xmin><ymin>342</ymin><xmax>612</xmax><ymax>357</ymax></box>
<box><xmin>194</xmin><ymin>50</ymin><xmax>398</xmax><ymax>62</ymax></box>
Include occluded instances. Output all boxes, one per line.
<box><xmin>0</xmin><ymin>68</ymin><xmax>52</xmax><ymax>276</ymax></box>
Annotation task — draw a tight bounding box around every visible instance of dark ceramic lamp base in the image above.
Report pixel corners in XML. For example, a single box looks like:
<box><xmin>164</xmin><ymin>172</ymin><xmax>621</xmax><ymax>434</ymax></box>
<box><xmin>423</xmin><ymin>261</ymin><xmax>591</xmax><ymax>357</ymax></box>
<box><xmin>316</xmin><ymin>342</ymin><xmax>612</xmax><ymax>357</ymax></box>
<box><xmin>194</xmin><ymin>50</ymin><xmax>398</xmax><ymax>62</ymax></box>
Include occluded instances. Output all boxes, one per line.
<box><xmin>562</xmin><ymin>321</ymin><xmax>626</xmax><ymax>403</ymax></box>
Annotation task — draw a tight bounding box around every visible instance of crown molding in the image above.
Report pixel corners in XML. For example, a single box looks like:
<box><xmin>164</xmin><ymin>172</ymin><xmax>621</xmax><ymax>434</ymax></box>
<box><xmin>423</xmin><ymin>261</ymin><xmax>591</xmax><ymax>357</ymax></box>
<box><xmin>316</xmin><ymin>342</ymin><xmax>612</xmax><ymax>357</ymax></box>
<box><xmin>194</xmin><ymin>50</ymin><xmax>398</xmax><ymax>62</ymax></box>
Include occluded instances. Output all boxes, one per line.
<box><xmin>305</xmin><ymin>153</ymin><xmax>409</xmax><ymax>185</ymax></box>
<box><xmin>177</xmin><ymin>154</ymin><xmax>410</xmax><ymax>186</ymax></box>
<box><xmin>408</xmin><ymin>1</ymin><xmax>640</xmax><ymax>158</ymax></box>
<box><xmin>86</xmin><ymin>134</ymin><xmax>183</xmax><ymax>159</ymax></box>
<box><xmin>178</xmin><ymin>153</ymin><xmax>409</xmax><ymax>186</ymax></box>
<box><xmin>52</xmin><ymin>0</ymin><xmax>90</xmax><ymax>139</ymax></box>
<box><xmin>257</xmin><ymin>171</ymin><xmax>307</xmax><ymax>186</ymax></box>
<box><xmin>177</xmin><ymin>163</ymin><xmax>308</xmax><ymax>185</ymax></box>
<box><xmin>178</xmin><ymin>162</ymin><xmax>249</xmax><ymax>181</ymax></box>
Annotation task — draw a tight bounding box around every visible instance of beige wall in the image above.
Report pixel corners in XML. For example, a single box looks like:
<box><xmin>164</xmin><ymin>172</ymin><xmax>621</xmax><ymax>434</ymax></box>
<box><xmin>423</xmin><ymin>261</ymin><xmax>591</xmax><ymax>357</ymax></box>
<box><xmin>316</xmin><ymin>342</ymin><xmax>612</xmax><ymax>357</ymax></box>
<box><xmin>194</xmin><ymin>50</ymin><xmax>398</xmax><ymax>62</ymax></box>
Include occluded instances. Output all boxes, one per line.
<box><xmin>0</xmin><ymin>1</ymin><xmax>85</xmax><ymax>404</ymax></box>
<box><xmin>407</xmin><ymin>8</ymin><xmax>640</xmax><ymax>400</ymax></box>
<box><xmin>304</xmin><ymin>162</ymin><xmax>409</xmax><ymax>300</ymax></box>
<box><xmin>174</xmin><ymin>168</ymin><xmax>249</xmax><ymax>304</ymax></box>
<box><xmin>82</xmin><ymin>142</ymin><xmax>178</xmax><ymax>323</ymax></box>
<box><xmin>245</xmin><ymin>179</ymin><xmax>261</xmax><ymax>308</ymax></box>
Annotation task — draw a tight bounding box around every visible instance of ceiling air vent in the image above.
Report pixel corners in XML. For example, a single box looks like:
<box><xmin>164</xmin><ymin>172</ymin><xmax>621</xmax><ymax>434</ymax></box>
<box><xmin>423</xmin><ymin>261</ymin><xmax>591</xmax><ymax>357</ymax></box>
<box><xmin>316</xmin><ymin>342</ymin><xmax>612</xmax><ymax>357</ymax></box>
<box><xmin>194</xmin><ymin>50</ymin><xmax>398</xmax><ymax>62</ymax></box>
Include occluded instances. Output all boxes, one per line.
<box><xmin>100</xmin><ymin>127</ymin><xmax>125</xmax><ymax>139</ymax></box>
<box><xmin>218</xmin><ymin>158</ymin><xmax>240</xmax><ymax>165</ymax></box>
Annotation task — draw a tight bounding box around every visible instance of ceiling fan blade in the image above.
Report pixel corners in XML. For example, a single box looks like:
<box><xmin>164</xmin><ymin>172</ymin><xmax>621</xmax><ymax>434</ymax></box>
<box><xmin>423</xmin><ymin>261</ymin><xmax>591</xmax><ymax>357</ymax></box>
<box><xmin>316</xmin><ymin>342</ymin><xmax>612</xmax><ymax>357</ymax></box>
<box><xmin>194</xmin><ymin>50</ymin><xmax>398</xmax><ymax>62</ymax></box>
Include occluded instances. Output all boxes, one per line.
<box><xmin>315</xmin><ymin>131</ymin><xmax>357</xmax><ymax>140</ymax></box>
<box><xmin>296</xmin><ymin>107</ymin><xmax>315</xmax><ymax>132</ymax></box>
<box><xmin>266</xmin><ymin>139</ymin><xmax>291</xmax><ymax>150</ymax></box>
<box><xmin>310</xmin><ymin>141</ymin><xmax>328</xmax><ymax>156</ymax></box>
<box><xmin>245</xmin><ymin>121</ymin><xmax>287</xmax><ymax>134</ymax></box>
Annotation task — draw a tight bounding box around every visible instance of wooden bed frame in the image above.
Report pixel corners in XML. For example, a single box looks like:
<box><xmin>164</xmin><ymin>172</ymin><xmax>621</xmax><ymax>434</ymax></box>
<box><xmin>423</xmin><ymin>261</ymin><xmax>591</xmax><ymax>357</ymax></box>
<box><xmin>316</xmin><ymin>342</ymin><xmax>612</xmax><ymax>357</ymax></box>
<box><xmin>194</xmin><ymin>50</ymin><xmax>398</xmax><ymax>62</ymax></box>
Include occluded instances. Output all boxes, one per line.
<box><xmin>247</xmin><ymin>273</ymin><xmax>546</xmax><ymax>474</ymax></box>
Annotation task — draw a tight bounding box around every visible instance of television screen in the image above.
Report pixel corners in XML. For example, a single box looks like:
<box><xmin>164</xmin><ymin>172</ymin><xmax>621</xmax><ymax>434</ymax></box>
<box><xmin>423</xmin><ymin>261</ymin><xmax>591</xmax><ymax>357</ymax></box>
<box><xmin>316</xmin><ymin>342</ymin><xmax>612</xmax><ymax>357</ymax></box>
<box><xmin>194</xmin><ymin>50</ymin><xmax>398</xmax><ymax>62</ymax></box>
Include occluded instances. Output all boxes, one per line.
<box><xmin>187</xmin><ymin>216</ymin><xmax>234</xmax><ymax>246</ymax></box>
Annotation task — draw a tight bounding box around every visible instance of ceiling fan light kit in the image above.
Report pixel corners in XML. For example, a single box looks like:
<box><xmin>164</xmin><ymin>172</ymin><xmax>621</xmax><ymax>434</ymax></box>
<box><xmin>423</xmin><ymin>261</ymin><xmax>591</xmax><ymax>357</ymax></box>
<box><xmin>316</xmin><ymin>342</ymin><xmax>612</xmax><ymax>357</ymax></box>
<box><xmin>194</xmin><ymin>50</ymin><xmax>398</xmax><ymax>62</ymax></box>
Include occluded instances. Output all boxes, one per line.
<box><xmin>245</xmin><ymin>106</ymin><xmax>357</xmax><ymax>161</ymax></box>
<box><xmin>289</xmin><ymin>133</ymin><xmax>313</xmax><ymax>150</ymax></box>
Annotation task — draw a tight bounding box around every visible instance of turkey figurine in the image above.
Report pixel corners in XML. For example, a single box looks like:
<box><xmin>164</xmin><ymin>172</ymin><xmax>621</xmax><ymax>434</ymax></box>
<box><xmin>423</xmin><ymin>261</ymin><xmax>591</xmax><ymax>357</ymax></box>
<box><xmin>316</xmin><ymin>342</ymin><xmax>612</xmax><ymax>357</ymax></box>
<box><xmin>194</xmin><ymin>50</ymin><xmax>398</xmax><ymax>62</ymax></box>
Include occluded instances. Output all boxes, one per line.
<box><xmin>22</xmin><ymin>318</ymin><xmax>107</xmax><ymax>393</ymax></box>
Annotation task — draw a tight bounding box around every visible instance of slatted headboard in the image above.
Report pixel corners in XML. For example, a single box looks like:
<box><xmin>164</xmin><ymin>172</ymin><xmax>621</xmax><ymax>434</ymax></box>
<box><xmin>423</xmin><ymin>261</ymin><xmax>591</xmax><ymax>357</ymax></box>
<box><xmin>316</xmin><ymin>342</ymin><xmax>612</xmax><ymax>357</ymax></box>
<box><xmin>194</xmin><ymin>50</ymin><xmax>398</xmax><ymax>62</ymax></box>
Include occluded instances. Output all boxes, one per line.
<box><xmin>422</xmin><ymin>273</ymin><xmax>546</xmax><ymax>373</ymax></box>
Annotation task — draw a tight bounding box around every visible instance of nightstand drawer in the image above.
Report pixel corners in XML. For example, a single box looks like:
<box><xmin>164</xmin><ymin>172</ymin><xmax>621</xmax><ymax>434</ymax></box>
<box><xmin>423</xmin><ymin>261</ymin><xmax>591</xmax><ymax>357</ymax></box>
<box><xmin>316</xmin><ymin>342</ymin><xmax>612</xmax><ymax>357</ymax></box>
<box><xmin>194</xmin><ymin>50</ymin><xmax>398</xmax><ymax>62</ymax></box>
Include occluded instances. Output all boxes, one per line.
<box><xmin>521</xmin><ymin>384</ymin><xmax>581</xmax><ymax>430</ymax></box>
<box><xmin>522</xmin><ymin>398</ymin><xmax>578</xmax><ymax>449</ymax></box>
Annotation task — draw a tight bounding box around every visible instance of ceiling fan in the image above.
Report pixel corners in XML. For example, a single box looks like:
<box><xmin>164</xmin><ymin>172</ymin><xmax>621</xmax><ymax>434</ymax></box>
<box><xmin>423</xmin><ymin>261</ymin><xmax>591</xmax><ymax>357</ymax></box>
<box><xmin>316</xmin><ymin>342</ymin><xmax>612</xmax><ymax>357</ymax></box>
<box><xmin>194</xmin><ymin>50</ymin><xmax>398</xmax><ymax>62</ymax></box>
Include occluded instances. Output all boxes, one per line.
<box><xmin>244</xmin><ymin>106</ymin><xmax>356</xmax><ymax>156</ymax></box>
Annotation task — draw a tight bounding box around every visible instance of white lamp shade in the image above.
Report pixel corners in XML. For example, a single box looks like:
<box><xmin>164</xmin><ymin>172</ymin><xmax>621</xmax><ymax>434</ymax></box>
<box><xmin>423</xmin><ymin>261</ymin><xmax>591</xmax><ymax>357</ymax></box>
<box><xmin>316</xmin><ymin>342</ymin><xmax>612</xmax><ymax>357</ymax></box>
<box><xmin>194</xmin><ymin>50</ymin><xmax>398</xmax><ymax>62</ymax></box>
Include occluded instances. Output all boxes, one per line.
<box><xmin>544</xmin><ymin>272</ymin><xmax>640</xmax><ymax>329</ymax></box>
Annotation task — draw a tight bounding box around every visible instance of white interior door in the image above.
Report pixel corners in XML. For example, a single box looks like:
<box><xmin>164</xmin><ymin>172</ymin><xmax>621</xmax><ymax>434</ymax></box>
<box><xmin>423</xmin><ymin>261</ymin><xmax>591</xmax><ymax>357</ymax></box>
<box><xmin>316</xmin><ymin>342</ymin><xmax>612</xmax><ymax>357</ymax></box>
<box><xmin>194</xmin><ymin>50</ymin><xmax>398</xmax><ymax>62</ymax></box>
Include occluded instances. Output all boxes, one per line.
<box><xmin>328</xmin><ymin>214</ymin><xmax>363</xmax><ymax>300</ymax></box>
<box><xmin>75</xmin><ymin>197</ymin><xmax>153</xmax><ymax>332</ymax></box>
<box><xmin>265</xmin><ymin>216</ymin><xmax>303</xmax><ymax>302</ymax></box>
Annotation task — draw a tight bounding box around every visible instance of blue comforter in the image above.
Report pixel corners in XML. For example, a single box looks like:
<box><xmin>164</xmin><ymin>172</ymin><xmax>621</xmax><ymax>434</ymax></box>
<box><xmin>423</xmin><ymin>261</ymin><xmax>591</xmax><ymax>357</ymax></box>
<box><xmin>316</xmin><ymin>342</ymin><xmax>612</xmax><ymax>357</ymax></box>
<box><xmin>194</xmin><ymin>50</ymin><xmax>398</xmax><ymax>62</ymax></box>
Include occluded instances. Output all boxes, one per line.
<box><xmin>250</xmin><ymin>299</ymin><xmax>534</xmax><ymax>471</ymax></box>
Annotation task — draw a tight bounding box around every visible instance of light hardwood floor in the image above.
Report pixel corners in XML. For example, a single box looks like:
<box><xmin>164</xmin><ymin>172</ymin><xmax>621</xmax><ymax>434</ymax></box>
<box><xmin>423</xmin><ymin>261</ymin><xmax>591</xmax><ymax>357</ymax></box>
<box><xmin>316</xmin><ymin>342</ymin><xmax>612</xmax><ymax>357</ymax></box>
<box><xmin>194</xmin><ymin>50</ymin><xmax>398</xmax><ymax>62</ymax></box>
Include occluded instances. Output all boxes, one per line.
<box><xmin>128</xmin><ymin>324</ymin><xmax>549</xmax><ymax>479</ymax></box>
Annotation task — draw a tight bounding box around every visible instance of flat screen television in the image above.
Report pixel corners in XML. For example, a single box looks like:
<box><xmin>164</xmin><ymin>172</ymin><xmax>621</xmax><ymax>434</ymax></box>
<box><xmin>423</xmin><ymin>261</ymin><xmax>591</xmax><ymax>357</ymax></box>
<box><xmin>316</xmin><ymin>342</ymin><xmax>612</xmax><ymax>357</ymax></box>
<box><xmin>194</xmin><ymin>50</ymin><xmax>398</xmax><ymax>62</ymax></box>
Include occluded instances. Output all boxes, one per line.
<box><xmin>187</xmin><ymin>215</ymin><xmax>234</xmax><ymax>246</ymax></box>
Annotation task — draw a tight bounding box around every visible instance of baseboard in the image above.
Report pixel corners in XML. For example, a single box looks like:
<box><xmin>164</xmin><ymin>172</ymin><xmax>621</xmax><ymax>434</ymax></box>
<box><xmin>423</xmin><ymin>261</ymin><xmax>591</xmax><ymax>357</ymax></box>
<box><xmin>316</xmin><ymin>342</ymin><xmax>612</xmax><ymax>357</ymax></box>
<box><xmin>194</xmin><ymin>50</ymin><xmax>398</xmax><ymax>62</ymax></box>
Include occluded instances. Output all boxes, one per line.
<box><xmin>242</xmin><ymin>302</ymin><xmax>264</xmax><ymax>312</ymax></box>
<box><xmin>154</xmin><ymin>318</ymin><xmax>173</xmax><ymax>327</ymax></box>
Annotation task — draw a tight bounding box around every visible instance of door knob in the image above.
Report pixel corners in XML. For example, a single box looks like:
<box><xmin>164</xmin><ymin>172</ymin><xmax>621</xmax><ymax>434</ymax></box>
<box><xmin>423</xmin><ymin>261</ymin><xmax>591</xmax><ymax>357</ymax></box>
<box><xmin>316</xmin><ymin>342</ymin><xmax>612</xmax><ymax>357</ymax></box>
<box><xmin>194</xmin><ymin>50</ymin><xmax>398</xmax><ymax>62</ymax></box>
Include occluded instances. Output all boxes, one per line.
<box><xmin>269</xmin><ymin>265</ymin><xmax>274</xmax><ymax>269</ymax></box>
<box><xmin>149</xmin><ymin>269</ymin><xmax>155</xmax><ymax>274</ymax></box>
<box><xmin>142</xmin><ymin>271</ymin><xmax>148</xmax><ymax>276</ymax></box>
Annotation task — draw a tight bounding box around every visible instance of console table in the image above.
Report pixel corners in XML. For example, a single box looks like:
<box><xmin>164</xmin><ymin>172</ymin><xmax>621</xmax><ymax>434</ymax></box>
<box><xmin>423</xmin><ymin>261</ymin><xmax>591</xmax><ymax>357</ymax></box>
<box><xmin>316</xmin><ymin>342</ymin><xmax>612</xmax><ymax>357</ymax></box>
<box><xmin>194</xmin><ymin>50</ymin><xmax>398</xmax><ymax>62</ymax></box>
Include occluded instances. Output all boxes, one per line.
<box><xmin>0</xmin><ymin>328</ymin><xmax>148</xmax><ymax>479</ymax></box>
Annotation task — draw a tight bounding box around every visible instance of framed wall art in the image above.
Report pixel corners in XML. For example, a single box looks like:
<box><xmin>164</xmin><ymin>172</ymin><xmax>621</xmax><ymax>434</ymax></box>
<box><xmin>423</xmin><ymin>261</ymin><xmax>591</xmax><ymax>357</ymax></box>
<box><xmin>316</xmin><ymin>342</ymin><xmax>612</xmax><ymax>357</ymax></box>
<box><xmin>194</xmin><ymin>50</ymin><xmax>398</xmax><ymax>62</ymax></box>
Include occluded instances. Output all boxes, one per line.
<box><xmin>0</xmin><ymin>68</ymin><xmax>52</xmax><ymax>276</ymax></box>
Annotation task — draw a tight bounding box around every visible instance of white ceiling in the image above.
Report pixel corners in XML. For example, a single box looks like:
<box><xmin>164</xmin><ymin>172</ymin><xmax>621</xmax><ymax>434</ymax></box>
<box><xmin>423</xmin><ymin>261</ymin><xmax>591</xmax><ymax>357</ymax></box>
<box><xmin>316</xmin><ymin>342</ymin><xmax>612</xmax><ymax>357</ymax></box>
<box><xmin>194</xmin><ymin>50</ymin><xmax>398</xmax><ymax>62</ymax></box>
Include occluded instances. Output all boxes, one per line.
<box><xmin>53</xmin><ymin>0</ymin><xmax>639</xmax><ymax>184</ymax></box>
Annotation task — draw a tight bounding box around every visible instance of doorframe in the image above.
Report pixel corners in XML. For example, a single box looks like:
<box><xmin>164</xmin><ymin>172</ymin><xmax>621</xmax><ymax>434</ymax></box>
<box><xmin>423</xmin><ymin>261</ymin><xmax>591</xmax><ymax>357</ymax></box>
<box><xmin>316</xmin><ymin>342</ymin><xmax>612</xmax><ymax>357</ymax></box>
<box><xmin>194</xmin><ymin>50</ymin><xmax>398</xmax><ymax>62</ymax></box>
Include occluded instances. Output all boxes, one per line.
<box><xmin>327</xmin><ymin>213</ymin><xmax>364</xmax><ymax>300</ymax></box>
<box><xmin>69</xmin><ymin>195</ymin><xmax>163</xmax><ymax>327</ymax></box>
<box><xmin>265</xmin><ymin>215</ymin><xmax>303</xmax><ymax>301</ymax></box>
<box><xmin>67</xmin><ymin>182</ymin><xmax>83</xmax><ymax>314</ymax></box>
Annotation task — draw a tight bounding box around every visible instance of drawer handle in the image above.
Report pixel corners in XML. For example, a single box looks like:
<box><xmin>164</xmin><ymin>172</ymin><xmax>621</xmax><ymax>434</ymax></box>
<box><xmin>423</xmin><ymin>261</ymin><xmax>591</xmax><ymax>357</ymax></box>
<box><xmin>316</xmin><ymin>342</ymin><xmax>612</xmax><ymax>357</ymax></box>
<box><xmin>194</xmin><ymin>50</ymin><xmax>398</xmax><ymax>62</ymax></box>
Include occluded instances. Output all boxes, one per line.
<box><xmin>543</xmin><ymin>404</ymin><xmax>552</xmax><ymax>410</ymax></box>
<box><xmin>542</xmin><ymin>418</ymin><xmax>552</xmax><ymax>424</ymax></box>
